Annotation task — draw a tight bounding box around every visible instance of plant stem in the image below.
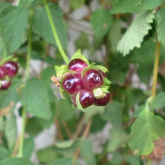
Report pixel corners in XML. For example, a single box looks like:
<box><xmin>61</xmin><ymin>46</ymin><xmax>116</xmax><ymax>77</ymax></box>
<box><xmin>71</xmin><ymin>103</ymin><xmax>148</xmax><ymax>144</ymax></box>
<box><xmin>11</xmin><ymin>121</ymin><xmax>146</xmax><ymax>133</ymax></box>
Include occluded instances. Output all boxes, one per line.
<box><xmin>147</xmin><ymin>159</ymin><xmax>151</xmax><ymax>165</ymax></box>
<box><xmin>151</xmin><ymin>41</ymin><xmax>161</xmax><ymax>97</ymax></box>
<box><xmin>18</xmin><ymin>10</ymin><xmax>33</xmax><ymax>157</ymax></box>
<box><xmin>18</xmin><ymin>108</ymin><xmax>26</xmax><ymax>157</ymax></box>
<box><xmin>43</xmin><ymin>0</ymin><xmax>69</xmax><ymax>64</ymax></box>
<box><xmin>25</xmin><ymin>10</ymin><xmax>33</xmax><ymax>80</ymax></box>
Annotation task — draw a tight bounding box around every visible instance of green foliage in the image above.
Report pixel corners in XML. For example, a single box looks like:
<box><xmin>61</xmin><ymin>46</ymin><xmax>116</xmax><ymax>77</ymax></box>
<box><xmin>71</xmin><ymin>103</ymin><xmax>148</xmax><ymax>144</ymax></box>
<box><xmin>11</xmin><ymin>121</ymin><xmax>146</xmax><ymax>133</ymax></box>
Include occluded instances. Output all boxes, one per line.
<box><xmin>129</xmin><ymin>106</ymin><xmax>165</xmax><ymax>155</ymax></box>
<box><xmin>0</xmin><ymin>146</ymin><xmax>8</xmax><ymax>161</ymax></box>
<box><xmin>49</xmin><ymin>157</ymin><xmax>72</xmax><ymax>165</ymax></box>
<box><xmin>118</xmin><ymin>11</ymin><xmax>155</xmax><ymax>55</ymax></box>
<box><xmin>0</xmin><ymin>158</ymin><xmax>34</xmax><ymax>165</ymax></box>
<box><xmin>70</xmin><ymin>0</ymin><xmax>85</xmax><ymax>9</ymax></box>
<box><xmin>0</xmin><ymin>5</ymin><xmax>29</xmax><ymax>53</ymax></box>
<box><xmin>90</xmin><ymin>9</ymin><xmax>113</xmax><ymax>38</ymax></box>
<box><xmin>33</xmin><ymin>4</ymin><xmax>67</xmax><ymax>49</ymax></box>
<box><xmin>19</xmin><ymin>78</ymin><xmax>51</xmax><ymax>119</ymax></box>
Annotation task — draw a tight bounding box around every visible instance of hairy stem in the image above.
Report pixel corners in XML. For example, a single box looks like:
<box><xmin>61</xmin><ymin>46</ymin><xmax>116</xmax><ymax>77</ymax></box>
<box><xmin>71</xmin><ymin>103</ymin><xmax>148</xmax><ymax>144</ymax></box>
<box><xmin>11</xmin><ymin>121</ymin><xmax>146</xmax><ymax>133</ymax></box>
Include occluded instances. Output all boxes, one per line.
<box><xmin>43</xmin><ymin>0</ymin><xmax>69</xmax><ymax>64</ymax></box>
<box><xmin>151</xmin><ymin>41</ymin><xmax>161</xmax><ymax>97</ymax></box>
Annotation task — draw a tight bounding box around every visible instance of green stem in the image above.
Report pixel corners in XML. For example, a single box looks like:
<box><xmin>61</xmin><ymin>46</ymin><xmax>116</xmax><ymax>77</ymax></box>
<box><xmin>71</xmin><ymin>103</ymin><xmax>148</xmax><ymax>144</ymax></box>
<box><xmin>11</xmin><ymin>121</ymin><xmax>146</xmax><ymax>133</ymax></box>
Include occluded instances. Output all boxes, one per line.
<box><xmin>147</xmin><ymin>159</ymin><xmax>151</xmax><ymax>165</ymax></box>
<box><xmin>43</xmin><ymin>0</ymin><xmax>69</xmax><ymax>64</ymax></box>
<box><xmin>18</xmin><ymin>108</ymin><xmax>26</xmax><ymax>157</ymax></box>
<box><xmin>25</xmin><ymin>10</ymin><xmax>33</xmax><ymax>80</ymax></box>
<box><xmin>18</xmin><ymin>10</ymin><xmax>33</xmax><ymax>158</ymax></box>
<box><xmin>151</xmin><ymin>41</ymin><xmax>160</xmax><ymax>97</ymax></box>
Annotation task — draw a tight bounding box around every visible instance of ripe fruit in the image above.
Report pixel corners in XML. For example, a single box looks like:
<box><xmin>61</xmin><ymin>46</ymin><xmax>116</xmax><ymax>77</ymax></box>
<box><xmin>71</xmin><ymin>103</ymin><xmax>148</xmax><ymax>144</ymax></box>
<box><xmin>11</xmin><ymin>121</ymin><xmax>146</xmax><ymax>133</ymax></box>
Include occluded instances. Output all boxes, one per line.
<box><xmin>94</xmin><ymin>92</ymin><xmax>110</xmax><ymax>106</ymax></box>
<box><xmin>3</xmin><ymin>61</ymin><xmax>18</xmax><ymax>77</ymax></box>
<box><xmin>79</xmin><ymin>89</ymin><xmax>94</xmax><ymax>108</ymax></box>
<box><xmin>0</xmin><ymin>78</ymin><xmax>11</xmax><ymax>90</ymax></box>
<box><xmin>62</xmin><ymin>74</ymin><xmax>82</xmax><ymax>94</ymax></box>
<box><xmin>82</xmin><ymin>69</ymin><xmax>103</xmax><ymax>89</ymax></box>
<box><xmin>68</xmin><ymin>59</ymin><xmax>88</xmax><ymax>73</ymax></box>
<box><xmin>0</xmin><ymin>66</ymin><xmax>7</xmax><ymax>79</ymax></box>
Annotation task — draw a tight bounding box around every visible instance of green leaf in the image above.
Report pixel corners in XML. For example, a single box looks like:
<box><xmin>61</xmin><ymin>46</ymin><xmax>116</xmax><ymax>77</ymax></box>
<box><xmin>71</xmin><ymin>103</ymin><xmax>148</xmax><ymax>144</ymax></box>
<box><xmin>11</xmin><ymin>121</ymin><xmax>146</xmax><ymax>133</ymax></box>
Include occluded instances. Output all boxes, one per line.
<box><xmin>131</xmin><ymin>105</ymin><xmax>145</xmax><ymax>118</ymax></box>
<box><xmin>117</xmin><ymin>11</ymin><xmax>155</xmax><ymax>56</ymax></box>
<box><xmin>80</xmin><ymin>140</ymin><xmax>96</xmax><ymax>165</ymax></box>
<box><xmin>0</xmin><ymin>117</ymin><xmax>5</xmax><ymax>131</ymax></box>
<box><xmin>19</xmin><ymin>78</ymin><xmax>51</xmax><ymax>119</ymax></box>
<box><xmin>71</xmin><ymin>49</ymin><xmax>89</xmax><ymax>65</ymax></box>
<box><xmin>70</xmin><ymin>0</ymin><xmax>85</xmax><ymax>9</ymax></box>
<box><xmin>129</xmin><ymin>106</ymin><xmax>165</xmax><ymax>155</ymax></box>
<box><xmin>90</xmin><ymin>9</ymin><xmax>113</xmax><ymax>38</ymax></box>
<box><xmin>76</xmin><ymin>92</ymin><xmax>84</xmax><ymax>111</ymax></box>
<box><xmin>49</xmin><ymin>157</ymin><xmax>72</xmax><ymax>165</ymax></box>
<box><xmin>56</xmin><ymin>99</ymin><xmax>75</xmax><ymax>122</ymax></box>
<box><xmin>23</xmin><ymin>137</ymin><xmax>34</xmax><ymax>159</ymax></box>
<box><xmin>33</xmin><ymin>4</ymin><xmax>67</xmax><ymax>49</ymax></box>
<box><xmin>0</xmin><ymin>158</ymin><xmax>34</xmax><ymax>165</ymax></box>
<box><xmin>0</xmin><ymin>38</ymin><xmax>6</xmax><ymax>56</ymax></box>
<box><xmin>125</xmin><ymin>155</ymin><xmax>140</xmax><ymax>165</ymax></box>
<box><xmin>0</xmin><ymin>79</ymin><xmax>22</xmax><ymax>112</ymax></box>
<box><xmin>0</xmin><ymin>1</ymin><xmax>10</xmax><ymax>15</ymax></box>
<box><xmin>156</xmin><ymin>6</ymin><xmax>165</xmax><ymax>48</ymax></box>
<box><xmin>0</xmin><ymin>146</ymin><xmax>8</xmax><ymax>161</ymax></box>
<box><xmin>0</xmin><ymin>6</ymin><xmax>29</xmax><ymax>53</ymax></box>
<box><xmin>149</xmin><ymin>93</ymin><xmax>165</xmax><ymax>110</ymax></box>
<box><xmin>5</xmin><ymin>114</ymin><xmax>17</xmax><ymax>148</ymax></box>
<box><xmin>75</xmin><ymin>33</ymin><xmax>89</xmax><ymax>50</ymax></box>
<box><xmin>55</xmin><ymin>65</ymin><xmax>68</xmax><ymax>77</ymax></box>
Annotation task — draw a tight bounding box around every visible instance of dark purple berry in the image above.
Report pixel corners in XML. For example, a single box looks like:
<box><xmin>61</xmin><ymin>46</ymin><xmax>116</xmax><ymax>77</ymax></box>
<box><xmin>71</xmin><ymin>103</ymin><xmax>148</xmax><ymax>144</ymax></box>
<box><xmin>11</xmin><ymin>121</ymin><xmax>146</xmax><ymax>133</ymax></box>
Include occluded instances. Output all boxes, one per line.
<box><xmin>62</xmin><ymin>74</ymin><xmax>83</xmax><ymax>94</ymax></box>
<box><xmin>3</xmin><ymin>61</ymin><xmax>18</xmax><ymax>77</ymax></box>
<box><xmin>94</xmin><ymin>93</ymin><xmax>110</xmax><ymax>106</ymax></box>
<box><xmin>68</xmin><ymin>59</ymin><xmax>88</xmax><ymax>74</ymax></box>
<box><xmin>82</xmin><ymin>69</ymin><xmax>103</xmax><ymax>89</ymax></box>
<box><xmin>0</xmin><ymin>78</ymin><xmax>11</xmax><ymax>90</ymax></box>
<box><xmin>0</xmin><ymin>66</ymin><xmax>7</xmax><ymax>79</ymax></box>
<box><xmin>79</xmin><ymin>89</ymin><xmax>94</xmax><ymax>108</ymax></box>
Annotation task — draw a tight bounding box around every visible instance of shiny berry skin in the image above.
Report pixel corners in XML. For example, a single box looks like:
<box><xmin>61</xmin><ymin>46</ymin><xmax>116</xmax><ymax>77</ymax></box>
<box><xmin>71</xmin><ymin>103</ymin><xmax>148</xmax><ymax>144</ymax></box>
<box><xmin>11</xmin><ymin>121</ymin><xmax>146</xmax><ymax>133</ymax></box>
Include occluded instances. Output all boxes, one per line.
<box><xmin>79</xmin><ymin>89</ymin><xmax>94</xmax><ymax>108</ymax></box>
<box><xmin>62</xmin><ymin>74</ymin><xmax>83</xmax><ymax>94</ymax></box>
<box><xmin>3</xmin><ymin>61</ymin><xmax>18</xmax><ymax>77</ymax></box>
<box><xmin>0</xmin><ymin>66</ymin><xmax>7</xmax><ymax>79</ymax></box>
<box><xmin>68</xmin><ymin>59</ymin><xmax>88</xmax><ymax>74</ymax></box>
<box><xmin>82</xmin><ymin>69</ymin><xmax>103</xmax><ymax>89</ymax></box>
<box><xmin>94</xmin><ymin>93</ymin><xmax>110</xmax><ymax>106</ymax></box>
<box><xmin>0</xmin><ymin>78</ymin><xmax>11</xmax><ymax>90</ymax></box>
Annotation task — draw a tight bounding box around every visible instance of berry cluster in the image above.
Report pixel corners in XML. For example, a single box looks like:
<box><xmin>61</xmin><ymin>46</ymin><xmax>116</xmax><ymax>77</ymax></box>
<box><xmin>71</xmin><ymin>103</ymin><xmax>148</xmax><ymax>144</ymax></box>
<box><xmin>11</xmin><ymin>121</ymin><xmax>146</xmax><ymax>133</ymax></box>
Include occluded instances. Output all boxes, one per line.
<box><xmin>51</xmin><ymin>50</ymin><xmax>111</xmax><ymax>110</ymax></box>
<box><xmin>0</xmin><ymin>61</ymin><xmax>18</xmax><ymax>90</ymax></box>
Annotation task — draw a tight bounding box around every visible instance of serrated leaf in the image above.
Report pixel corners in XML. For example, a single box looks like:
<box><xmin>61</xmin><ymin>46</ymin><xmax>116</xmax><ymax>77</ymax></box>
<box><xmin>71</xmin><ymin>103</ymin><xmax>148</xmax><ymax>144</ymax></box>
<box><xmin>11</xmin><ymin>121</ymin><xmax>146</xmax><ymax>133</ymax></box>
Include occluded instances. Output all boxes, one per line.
<box><xmin>149</xmin><ymin>93</ymin><xmax>165</xmax><ymax>110</ymax></box>
<box><xmin>55</xmin><ymin>65</ymin><xmax>68</xmax><ymax>77</ymax></box>
<box><xmin>5</xmin><ymin>115</ymin><xmax>17</xmax><ymax>148</ymax></box>
<box><xmin>80</xmin><ymin>140</ymin><xmax>96</xmax><ymax>165</ymax></box>
<box><xmin>19</xmin><ymin>78</ymin><xmax>51</xmax><ymax>119</ymax></box>
<box><xmin>90</xmin><ymin>9</ymin><xmax>113</xmax><ymax>38</ymax></box>
<box><xmin>23</xmin><ymin>137</ymin><xmax>34</xmax><ymax>159</ymax></box>
<box><xmin>33</xmin><ymin>4</ymin><xmax>67</xmax><ymax>49</ymax></box>
<box><xmin>129</xmin><ymin>106</ymin><xmax>165</xmax><ymax>155</ymax></box>
<box><xmin>0</xmin><ymin>6</ymin><xmax>29</xmax><ymax>53</ymax></box>
<box><xmin>71</xmin><ymin>0</ymin><xmax>85</xmax><ymax>9</ymax></box>
<box><xmin>71</xmin><ymin>49</ymin><xmax>89</xmax><ymax>65</ymax></box>
<box><xmin>131</xmin><ymin>105</ymin><xmax>145</xmax><ymax>118</ymax></box>
<box><xmin>0</xmin><ymin>1</ymin><xmax>10</xmax><ymax>15</ymax></box>
<box><xmin>156</xmin><ymin>6</ymin><xmax>165</xmax><ymax>48</ymax></box>
<box><xmin>49</xmin><ymin>157</ymin><xmax>72</xmax><ymax>165</ymax></box>
<box><xmin>0</xmin><ymin>158</ymin><xmax>34</xmax><ymax>165</ymax></box>
<box><xmin>118</xmin><ymin>11</ymin><xmax>155</xmax><ymax>56</ymax></box>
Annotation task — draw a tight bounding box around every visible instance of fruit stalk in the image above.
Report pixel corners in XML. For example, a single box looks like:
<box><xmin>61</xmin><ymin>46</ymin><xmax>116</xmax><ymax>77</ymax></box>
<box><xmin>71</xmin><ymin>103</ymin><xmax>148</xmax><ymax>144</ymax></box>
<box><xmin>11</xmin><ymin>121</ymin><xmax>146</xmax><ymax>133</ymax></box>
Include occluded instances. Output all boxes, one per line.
<box><xmin>18</xmin><ymin>9</ymin><xmax>33</xmax><ymax>157</ymax></box>
<box><xmin>151</xmin><ymin>41</ymin><xmax>160</xmax><ymax>97</ymax></box>
<box><xmin>43</xmin><ymin>0</ymin><xmax>69</xmax><ymax>64</ymax></box>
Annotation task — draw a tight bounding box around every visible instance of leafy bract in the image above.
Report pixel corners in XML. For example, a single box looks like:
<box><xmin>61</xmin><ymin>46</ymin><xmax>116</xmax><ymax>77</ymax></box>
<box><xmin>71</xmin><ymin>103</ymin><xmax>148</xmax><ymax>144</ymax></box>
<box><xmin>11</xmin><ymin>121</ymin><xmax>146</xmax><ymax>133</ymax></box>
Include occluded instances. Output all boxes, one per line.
<box><xmin>19</xmin><ymin>78</ymin><xmax>51</xmax><ymax>119</ymax></box>
<box><xmin>117</xmin><ymin>11</ymin><xmax>155</xmax><ymax>56</ymax></box>
<box><xmin>0</xmin><ymin>6</ymin><xmax>29</xmax><ymax>53</ymax></box>
<box><xmin>129</xmin><ymin>106</ymin><xmax>165</xmax><ymax>155</ymax></box>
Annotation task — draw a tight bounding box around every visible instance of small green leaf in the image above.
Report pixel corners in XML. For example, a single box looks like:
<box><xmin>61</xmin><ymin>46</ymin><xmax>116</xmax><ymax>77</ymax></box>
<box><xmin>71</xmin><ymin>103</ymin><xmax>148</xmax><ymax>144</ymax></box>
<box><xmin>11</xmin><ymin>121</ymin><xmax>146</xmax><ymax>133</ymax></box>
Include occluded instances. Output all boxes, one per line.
<box><xmin>129</xmin><ymin>106</ymin><xmax>165</xmax><ymax>155</ymax></box>
<box><xmin>118</xmin><ymin>10</ymin><xmax>155</xmax><ymax>56</ymax></box>
<box><xmin>71</xmin><ymin>49</ymin><xmax>89</xmax><ymax>65</ymax></box>
<box><xmin>91</xmin><ymin>9</ymin><xmax>113</xmax><ymax>38</ymax></box>
<box><xmin>75</xmin><ymin>33</ymin><xmax>89</xmax><ymax>50</ymax></box>
<box><xmin>23</xmin><ymin>137</ymin><xmax>34</xmax><ymax>159</ymax></box>
<box><xmin>70</xmin><ymin>0</ymin><xmax>85</xmax><ymax>9</ymax></box>
<box><xmin>131</xmin><ymin>105</ymin><xmax>145</xmax><ymax>118</ymax></box>
<box><xmin>0</xmin><ymin>158</ymin><xmax>34</xmax><ymax>165</ymax></box>
<box><xmin>5</xmin><ymin>114</ymin><xmax>17</xmax><ymax>148</ymax></box>
<box><xmin>49</xmin><ymin>157</ymin><xmax>72</xmax><ymax>165</ymax></box>
<box><xmin>76</xmin><ymin>92</ymin><xmax>84</xmax><ymax>111</ymax></box>
<box><xmin>156</xmin><ymin>6</ymin><xmax>165</xmax><ymax>48</ymax></box>
<box><xmin>0</xmin><ymin>6</ymin><xmax>29</xmax><ymax>53</ymax></box>
<box><xmin>19</xmin><ymin>78</ymin><xmax>51</xmax><ymax>119</ymax></box>
<box><xmin>55</xmin><ymin>65</ymin><xmax>68</xmax><ymax>77</ymax></box>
